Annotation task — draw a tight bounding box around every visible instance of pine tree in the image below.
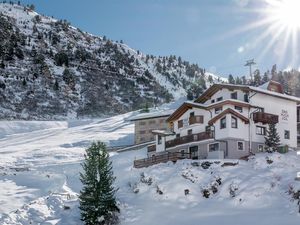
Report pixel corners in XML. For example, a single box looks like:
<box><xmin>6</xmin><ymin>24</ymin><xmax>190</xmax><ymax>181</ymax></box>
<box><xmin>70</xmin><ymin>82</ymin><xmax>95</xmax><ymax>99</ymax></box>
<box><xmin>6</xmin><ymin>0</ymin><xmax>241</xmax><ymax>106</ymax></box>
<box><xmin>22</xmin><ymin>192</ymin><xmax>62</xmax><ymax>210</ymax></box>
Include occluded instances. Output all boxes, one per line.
<box><xmin>79</xmin><ymin>141</ymin><xmax>119</xmax><ymax>225</ymax></box>
<box><xmin>264</xmin><ymin>123</ymin><xmax>280</xmax><ymax>153</ymax></box>
<box><xmin>253</xmin><ymin>69</ymin><xmax>261</xmax><ymax>86</ymax></box>
<box><xmin>228</xmin><ymin>74</ymin><xmax>235</xmax><ymax>84</ymax></box>
<box><xmin>262</xmin><ymin>72</ymin><xmax>269</xmax><ymax>84</ymax></box>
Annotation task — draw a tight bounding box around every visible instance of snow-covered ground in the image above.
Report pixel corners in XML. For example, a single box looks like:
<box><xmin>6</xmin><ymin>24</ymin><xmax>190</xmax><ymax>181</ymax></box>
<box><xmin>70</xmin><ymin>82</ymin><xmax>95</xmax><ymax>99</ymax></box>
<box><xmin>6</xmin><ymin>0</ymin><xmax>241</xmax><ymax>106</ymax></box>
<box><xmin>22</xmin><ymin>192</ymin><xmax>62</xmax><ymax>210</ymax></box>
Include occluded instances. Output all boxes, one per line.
<box><xmin>0</xmin><ymin>111</ymin><xmax>300</xmax><ymax>224</ymax></box>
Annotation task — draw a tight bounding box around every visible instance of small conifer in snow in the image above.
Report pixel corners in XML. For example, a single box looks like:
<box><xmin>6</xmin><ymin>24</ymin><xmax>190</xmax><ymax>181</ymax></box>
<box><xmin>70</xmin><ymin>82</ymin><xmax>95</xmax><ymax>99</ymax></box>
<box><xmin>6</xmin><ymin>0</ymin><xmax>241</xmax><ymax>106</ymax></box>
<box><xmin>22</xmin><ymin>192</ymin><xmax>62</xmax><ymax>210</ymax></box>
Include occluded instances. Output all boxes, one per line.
<box><xmin>79</xmin><ymin>141</ymin><xmax>119</xmax><ymax>225</ymax></box>
<box><xmin>265</xmin><ymin>123</ymin><xmax>280</xmax><ymax>153</ymax></box>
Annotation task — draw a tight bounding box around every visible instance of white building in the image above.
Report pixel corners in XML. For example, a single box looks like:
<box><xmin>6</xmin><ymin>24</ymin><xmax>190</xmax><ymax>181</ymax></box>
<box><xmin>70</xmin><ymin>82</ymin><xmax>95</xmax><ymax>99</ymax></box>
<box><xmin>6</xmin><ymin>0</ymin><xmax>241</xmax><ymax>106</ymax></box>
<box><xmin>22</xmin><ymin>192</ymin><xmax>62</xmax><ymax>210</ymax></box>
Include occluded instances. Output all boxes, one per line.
<box><xmin>148</xmin><ymin>81</ymin><xmax>300</xmax><ymax>160</ymax></box>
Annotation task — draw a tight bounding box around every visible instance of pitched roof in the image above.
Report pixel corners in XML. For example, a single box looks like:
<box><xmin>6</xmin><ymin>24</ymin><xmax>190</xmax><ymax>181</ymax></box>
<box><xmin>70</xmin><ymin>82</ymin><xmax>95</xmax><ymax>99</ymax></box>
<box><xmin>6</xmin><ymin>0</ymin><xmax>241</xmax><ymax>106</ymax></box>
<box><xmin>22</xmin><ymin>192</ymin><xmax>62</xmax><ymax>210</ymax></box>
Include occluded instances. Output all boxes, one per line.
<box><xmin>195</xmin><ymin>82</ymin><xmax>300</xmax><ymax>104</ymax></box>
<box><xmin>130</xmin><ymin>109</ymin><xmax>174</xmax><ymax>121</ymax></box>
<box><xmin>166</xmin><ymin>102</ymin><xmax>206</xmax><ymax>122</ymax></box>
<box><xmin>195</xmin><ymin>84</ymin><xmax>250</xmax><ymax>103</ymax></box>
<box><xmin>208</xmin><ymin>108</ymin><xmax>249</xmax><ymax>126</ymax></box>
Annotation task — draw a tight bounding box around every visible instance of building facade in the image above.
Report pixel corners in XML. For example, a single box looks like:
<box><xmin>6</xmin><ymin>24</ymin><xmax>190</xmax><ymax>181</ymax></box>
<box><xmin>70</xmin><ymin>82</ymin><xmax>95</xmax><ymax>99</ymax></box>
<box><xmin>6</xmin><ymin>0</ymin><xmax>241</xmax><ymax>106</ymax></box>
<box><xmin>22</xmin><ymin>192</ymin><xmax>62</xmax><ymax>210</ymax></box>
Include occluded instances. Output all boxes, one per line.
<box><xmin>130</xmin><ymin>111</ymin><xmax>173</xmax><ymax>144</ymax></box>
<box><xmin>148</xmin><ymin>81</ymin><xmax>300</xmax><ymax>159</ymax></box>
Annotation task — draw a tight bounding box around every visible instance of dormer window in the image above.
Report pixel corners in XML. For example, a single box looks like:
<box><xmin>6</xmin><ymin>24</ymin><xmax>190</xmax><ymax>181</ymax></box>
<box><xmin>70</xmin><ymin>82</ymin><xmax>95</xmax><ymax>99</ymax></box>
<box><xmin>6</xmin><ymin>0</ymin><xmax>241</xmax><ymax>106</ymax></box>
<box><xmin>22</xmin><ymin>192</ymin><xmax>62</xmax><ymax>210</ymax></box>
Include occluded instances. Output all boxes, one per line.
<box><xmin>211</xmin><ymin>99</ymin><xmax>215</xmax><ymax>104</ymax></box>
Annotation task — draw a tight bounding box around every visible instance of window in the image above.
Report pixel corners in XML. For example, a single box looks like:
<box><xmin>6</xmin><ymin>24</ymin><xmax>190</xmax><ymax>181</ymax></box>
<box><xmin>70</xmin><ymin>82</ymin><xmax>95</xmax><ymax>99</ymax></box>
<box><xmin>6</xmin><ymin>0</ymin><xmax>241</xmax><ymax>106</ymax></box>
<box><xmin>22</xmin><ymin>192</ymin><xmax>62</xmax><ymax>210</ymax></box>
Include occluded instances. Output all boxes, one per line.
<box><xmin>237</xmin><ymin>141</ymin><xmax>244</xmax><ymax>151</ymax></box>
<box><xmin>140</xmin><ymin>137</ymin><xmax>145</xmax><ymax>142</ymax></box>
<box><xmin>149</xmin><ymin>120</ymin><xmax>156</xmax><ymax>125</ymax></box>
<box><xmin>180</xmin><ymin>150</ymin><xmax>185</xmax><ymax>157</ymax></box>
<box><xmin>215</xmin><ymin>107</ymin><xmax>222</xmax><ymax>114</ymax></box>
<box><xmin>157</xmin><ymin>135</ymin><xmax>162</xmax><ymax>144</ymax></box>
<box><xmin>211</xmin><ymin>99</ymin><xmax>215</xmax><ymax>103</ymax></box>
<box><xmin>139</xmin><ymin>130</ymin><xmax>146</xmax><ymax>134</ymax></box>
<box><xmin>256</xmin><ymin>126</ymin><xmax>266</xmax><ymax>135</ymax></box>
<box><xmin>244</xmin><ymin>94</ymin><xmax>249</xmax><ymax>102</ymax></box>
<box><xmin>159</xmin><ymin>119</ymin><xmax>165</xmax><ymax>123</ymax></box>
<box><xmin>217</xmin><ymin>97</ymin><xmax>223</xmax><ymax>102</ymax></box>
<box><xmin>284</xmin><ymin>130</ymin><xmax>290</xmax><ymax>139</ymax></box>
<box><xmin>258</xmin><ymin>145</ymin><xmax>264</xmax><ymax>152</ymax></box>
<box><xmin>188</xmin><ymin>129</ymin><xmax>192</xmax><ymax>135</ymax></box>
<box><xmin>220</xmin><ymin>117</ymin><xmax>226</xmax><ymax>129</ymax></box>
<box><xmin>190</xmin><ymin>112</ymin><xmax>195</xmax><ymax>117</ymax></box>
<box><xmin>178</xmin><ymin>120</ymin><xmax>183</xmax><ymax>128</ymax></box>
<box><xmin>235</xmin><ymin>106</ymin><xmax>243</xmax><ymax>113</ymax></box>
<box><xmin>209</xmin><ymin>143</ymin><xmax>219</xmax><ymax>152</ymax></box>
<box><xmin>139</xmin><ymin>121</ymin><xmax>146</xmax><ymax>126</ymax></box>
<box><xmin>231</xmin><ymin>92</ymin><xmax>237</xmax><ymax>99</ymax></box>
<box><xmin>231</xmin><ymin>116</ymin><xmax>238</xmax><ymax>128</ymax></box>
<box><xmin>176</xmin><ymin>133</ymin><xmax>180</xmax><ymax>138</ymax></box>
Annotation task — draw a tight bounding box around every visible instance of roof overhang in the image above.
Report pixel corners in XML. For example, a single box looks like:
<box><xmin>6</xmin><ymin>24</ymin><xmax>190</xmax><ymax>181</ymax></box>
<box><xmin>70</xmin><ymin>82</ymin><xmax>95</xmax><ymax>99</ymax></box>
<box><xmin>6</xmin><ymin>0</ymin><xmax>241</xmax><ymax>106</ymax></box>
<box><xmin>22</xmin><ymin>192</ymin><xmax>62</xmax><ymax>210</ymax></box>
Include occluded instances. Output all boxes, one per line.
<box><xmin>208</xmin><ymin>108</ymin><xmax>249</xmax><ymax>126</ymax></box>
<box><xmin>166</xmin><ymin>102</ymin><xmax>206</xmax><ymax>122</ymax></box>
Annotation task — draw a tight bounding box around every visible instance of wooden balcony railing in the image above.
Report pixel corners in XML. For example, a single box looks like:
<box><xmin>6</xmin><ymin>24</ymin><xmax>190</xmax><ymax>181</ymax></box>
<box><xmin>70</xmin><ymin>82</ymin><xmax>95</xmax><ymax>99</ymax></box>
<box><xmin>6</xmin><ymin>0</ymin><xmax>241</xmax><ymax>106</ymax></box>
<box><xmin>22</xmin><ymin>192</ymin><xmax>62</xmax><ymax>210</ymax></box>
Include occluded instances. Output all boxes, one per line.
<box><xmin>189</xmin><ymin>116</ymin><xmax>203</xmax><ymax>125</ymax></box>
<box><xmin>134</xmin><ymin>152</ymin><xmax>191</xmax><ymax>168</ymax></box>
<box><xmin>147</xmin><ymin>144</ymin><xmax>156</xmax><ymax>152</ymax></box>
<box><xmin>253</xmin><ymin>112</ymin><xmax>278</xmax><ymax>124</ymax></box>
<box><xmin>165</xmin><ymin>131</ymin><xmax>214</xmax><ymax>149</ymax></box>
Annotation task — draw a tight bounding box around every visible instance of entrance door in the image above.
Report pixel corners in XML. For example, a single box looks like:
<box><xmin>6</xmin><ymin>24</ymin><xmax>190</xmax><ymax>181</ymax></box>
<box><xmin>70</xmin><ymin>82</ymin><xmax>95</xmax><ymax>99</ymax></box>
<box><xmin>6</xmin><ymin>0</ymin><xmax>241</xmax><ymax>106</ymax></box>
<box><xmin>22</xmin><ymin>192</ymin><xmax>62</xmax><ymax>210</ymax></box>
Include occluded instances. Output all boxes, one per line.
<box><xmin>189</xmin><ymin>146</ymin><xmax>198</xmax><ymax>160</ymax></box>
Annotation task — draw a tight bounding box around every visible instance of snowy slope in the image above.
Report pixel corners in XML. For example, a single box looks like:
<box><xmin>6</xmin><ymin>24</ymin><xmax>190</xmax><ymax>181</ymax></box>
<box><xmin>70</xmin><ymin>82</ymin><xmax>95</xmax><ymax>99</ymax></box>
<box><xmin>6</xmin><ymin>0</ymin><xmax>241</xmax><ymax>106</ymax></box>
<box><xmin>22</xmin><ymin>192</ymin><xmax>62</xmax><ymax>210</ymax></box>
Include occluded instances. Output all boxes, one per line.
<box><xmin>0</xmin><ymin>111</ymin><xmax>299</xmax><ymax>224</ymax></box>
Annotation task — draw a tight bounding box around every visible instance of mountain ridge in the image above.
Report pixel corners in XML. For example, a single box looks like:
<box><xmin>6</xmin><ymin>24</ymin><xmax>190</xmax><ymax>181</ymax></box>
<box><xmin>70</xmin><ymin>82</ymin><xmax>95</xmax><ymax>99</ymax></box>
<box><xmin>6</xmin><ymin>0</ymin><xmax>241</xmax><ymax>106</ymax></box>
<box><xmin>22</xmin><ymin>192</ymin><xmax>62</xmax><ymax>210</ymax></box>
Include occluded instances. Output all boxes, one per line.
<box><xmin>0</xmin><ymin>2</ymin><xmax>226</xmax><ymax>119</ymax></box>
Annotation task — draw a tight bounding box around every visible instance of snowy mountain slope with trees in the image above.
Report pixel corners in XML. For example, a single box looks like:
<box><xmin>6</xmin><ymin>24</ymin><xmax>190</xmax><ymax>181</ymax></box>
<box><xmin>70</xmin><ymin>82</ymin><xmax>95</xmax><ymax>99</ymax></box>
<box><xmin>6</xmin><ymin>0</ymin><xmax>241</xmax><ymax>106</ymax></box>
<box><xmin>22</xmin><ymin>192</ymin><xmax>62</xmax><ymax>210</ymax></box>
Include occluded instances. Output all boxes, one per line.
<box><xmin>0</xmin><ymin>113</ymin><xmax>299</xmax><ymax>224</ymax></box>
<box><xmin>0</xmin><ymin>2</ymin><xmax>225</xmax><ymax>120</ymax></box>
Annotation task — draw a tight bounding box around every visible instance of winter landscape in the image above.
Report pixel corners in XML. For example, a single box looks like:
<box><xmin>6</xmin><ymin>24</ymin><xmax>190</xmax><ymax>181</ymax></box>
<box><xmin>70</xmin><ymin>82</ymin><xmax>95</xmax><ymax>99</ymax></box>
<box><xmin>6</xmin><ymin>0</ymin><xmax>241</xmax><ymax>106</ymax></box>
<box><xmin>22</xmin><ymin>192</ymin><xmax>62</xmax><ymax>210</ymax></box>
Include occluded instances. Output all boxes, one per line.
<box><xmin>1</xmin><ymin>1</ymin><xmax>300</xmax><ymax>225</ymax></box>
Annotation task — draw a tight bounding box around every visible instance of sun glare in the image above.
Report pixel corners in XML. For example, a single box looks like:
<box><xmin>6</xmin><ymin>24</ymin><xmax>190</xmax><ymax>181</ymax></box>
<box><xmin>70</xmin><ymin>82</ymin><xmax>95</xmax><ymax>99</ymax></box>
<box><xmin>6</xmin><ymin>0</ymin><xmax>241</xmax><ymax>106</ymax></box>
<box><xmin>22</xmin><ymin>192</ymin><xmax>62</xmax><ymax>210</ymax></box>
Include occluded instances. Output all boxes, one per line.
<box><xmin>268</xmin><ymin>0</ymin><xmax>300</xmax><ymax>30</ymax></box>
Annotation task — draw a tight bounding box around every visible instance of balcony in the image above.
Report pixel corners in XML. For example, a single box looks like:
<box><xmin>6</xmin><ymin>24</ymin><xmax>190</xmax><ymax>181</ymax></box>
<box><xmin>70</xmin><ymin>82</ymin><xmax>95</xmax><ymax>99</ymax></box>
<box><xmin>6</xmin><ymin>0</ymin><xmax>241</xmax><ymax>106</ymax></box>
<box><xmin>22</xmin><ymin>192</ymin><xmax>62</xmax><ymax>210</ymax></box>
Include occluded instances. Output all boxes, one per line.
<box><xmin>147</xmin><ymin>144</ymin><xmax>156</xmax><ymax>152</ymax></box>
<box><xmin>253</xmin><ymin>112</ymin><xmax>278</xmax><ymax>124</ymax></box>
<box><xmin>165</xmin><ymin>131</ymin><xmax>214</xmax><ymax>149</ymax></box>
<box><xmin>189</xmin><ymin>116</ymin><xmax>203</xmax><ymax>125</ymax></box>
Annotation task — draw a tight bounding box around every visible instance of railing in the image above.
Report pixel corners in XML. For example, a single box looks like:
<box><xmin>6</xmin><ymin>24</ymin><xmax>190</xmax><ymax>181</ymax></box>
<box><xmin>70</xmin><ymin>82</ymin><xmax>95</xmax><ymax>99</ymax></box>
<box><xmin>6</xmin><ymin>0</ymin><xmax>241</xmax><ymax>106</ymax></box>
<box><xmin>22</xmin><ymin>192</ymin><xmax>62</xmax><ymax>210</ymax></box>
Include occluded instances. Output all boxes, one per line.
<box><xmin>147</xmin><ymin>144</ymin><xmax>156</xmax><ymax>152</ymax></box>
<box><xmin>133</xmin><ymin>152</ymin><xmax>191</xmax><ymax>168</ymax></box>
<box><xmin>189</xmin><ymin>116</ymin><xmax>203</xmax><ymax>125</ymax></box>
<box><xmin>165</xmin><ymin>131</ymin><xmax>214</xmax><ymax>149</ymax></box>
<box><xmin>253</xmin><ymin>112</ymin><xmax>278</xmax><ymax>124</ymax></box>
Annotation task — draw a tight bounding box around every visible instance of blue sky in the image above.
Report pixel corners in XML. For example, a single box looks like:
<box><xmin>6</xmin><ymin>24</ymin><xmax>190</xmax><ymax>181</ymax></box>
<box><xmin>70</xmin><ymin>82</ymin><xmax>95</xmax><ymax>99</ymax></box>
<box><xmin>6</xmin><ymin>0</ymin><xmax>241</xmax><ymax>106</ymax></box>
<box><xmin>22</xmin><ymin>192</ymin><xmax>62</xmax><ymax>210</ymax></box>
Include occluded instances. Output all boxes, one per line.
<box><xmin>19</xmin><ymin>0</ymin><xmax>300</xmax><ymax>77</ymax></box>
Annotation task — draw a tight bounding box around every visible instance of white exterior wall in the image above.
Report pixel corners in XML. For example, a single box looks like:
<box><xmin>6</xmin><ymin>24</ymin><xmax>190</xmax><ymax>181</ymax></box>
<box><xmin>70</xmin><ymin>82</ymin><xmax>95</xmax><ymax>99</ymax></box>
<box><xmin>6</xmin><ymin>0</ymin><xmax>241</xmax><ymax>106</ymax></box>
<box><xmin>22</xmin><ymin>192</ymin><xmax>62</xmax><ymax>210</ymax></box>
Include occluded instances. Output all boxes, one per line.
<box><xmin>213</xmin><ymin>115</ymin><xmax>249</xmax><ymax>141</ymax></box>
<box><xmin>205</xmin><ymin>89</ymin><xmax>247</xmax><ymax>105</ymax></box>
<box><xmin>173</xmin><ymin>108</ymin><xmax>210</xmax><ymax>136</ymax></box>
<box><xmin>250</xmin><ymin>92</ymin><xmax>297</xmax><ymax>148</ymax></box>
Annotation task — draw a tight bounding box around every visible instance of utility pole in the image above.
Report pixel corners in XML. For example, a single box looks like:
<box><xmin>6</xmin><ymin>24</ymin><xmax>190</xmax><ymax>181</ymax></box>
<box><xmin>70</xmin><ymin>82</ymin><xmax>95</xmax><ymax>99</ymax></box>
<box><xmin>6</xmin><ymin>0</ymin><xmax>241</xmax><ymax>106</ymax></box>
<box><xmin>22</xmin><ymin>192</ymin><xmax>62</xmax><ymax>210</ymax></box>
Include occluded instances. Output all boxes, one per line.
<box><xmin>244</xmin><ymin>59</ymin><xmax>256</xmax><ymax>82</ymax></box>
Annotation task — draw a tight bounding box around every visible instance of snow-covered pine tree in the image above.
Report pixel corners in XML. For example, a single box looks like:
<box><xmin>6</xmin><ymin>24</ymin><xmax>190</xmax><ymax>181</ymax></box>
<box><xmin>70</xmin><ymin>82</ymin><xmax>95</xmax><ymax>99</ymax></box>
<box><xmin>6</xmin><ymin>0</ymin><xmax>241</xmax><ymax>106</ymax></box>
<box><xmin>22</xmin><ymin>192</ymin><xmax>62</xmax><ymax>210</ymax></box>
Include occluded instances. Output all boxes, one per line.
<box><xmin>264</xmin><ymin>123</ymin><xmax>280</xmax><ymax>153</ymax></box>
<box><xmin>79</xmin><ymin>141</ymin><xmax>119</xmax><ymax>225</ymax></box>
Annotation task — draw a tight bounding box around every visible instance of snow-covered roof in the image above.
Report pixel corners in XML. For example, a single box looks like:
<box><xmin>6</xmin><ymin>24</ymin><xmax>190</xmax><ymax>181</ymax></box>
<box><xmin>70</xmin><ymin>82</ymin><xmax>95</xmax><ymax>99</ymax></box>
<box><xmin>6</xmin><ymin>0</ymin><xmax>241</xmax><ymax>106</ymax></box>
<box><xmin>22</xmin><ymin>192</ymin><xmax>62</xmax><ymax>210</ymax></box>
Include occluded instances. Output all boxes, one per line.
<box><xmin>196</xmin><ymin>82</ymin><xmax>300</xmax><ymax>104</ymax></box>
<box><xmin>129</xmin><ymin>109</ymin><xmax>174</xmax><ymax>121</ymax></box>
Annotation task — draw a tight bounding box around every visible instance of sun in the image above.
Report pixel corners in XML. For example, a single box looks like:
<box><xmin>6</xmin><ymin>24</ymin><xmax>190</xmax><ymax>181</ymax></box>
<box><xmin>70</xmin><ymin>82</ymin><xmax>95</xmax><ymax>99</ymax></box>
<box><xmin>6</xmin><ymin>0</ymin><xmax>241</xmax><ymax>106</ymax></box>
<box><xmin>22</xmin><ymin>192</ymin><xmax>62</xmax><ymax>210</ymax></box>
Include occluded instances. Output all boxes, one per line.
<box><xmin>267</xmin><ymin>0</ymin><xmax>300</xmax><ymax>30</ymax></box>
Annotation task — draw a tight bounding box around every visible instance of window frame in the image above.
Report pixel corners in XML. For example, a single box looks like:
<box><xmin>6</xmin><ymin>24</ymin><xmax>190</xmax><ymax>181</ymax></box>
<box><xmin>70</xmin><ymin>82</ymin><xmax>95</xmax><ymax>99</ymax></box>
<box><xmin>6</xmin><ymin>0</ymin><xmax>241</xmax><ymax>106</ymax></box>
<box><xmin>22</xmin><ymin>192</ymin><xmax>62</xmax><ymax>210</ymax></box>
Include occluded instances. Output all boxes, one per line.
<box><xmin>215</xmin><ymin>107</ymin><xmax>222</xmax><ymax>114</ymax></box>
<box><xmin>237</xmin><ymin>141</ymin><xmax>244</xmax><ymax>151</ymax></box>
<box><xmin>284</xmin><ymin>130</ymin><xmax>290</xmax><ymax>139</ymax></box>
<box><xmin>208</xmin><ymin>142</ymin><xmax>220</xmax><ymax>152</ymax></box>
<box><xmin>220</xmin><ymin>116</ymin><xmax>226</xmax><ymax>129</ymax></box>
<box><xmin>258</xmin><ymin>144</ymin><xmax>264</xmax><ymax>152</ymax></box>
<box><xmin>231</xmin><ymin>116</ymin><xmax>238</xmax><ymax>128</ymax></box>
<box><xmin>217</xmin><ymin>97</ymin><xmax>223</xmax><ymax>102</ymax></box>
<box><xmin>231</xmin><ymin>92</ymin><xmax>237</xmax><ymax>99</ymax></box>
<box><xmin>234</xmin><ymin>106</ymin><xmax>243</xmax><ymax>113</ymax></box>
<box><xmin>256</xmin><ymin>126</ymin><xmax>266</xmax><ymax>135</ymax></box>
<box><xmin>178</xmin><ymin>120</ymin><xmax>183</xmax><ymax>128</ymax></box>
